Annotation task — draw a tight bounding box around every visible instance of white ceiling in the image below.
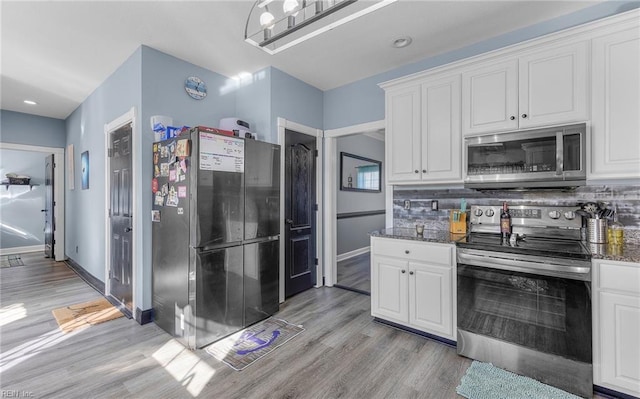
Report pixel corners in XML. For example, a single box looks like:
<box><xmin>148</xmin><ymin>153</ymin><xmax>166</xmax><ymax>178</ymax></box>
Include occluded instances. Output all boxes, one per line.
<box><xmin>1</xmin><ymin>0</ymin><xmax>601</xmax><ymax>120</ymax></box>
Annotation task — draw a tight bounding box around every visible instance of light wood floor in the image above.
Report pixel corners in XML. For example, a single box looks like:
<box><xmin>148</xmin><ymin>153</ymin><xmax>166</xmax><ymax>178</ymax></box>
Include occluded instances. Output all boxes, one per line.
<box><xmin>1</xmin><ymin>253</ymin><xmax>604</xmax><ymax>398</ymax></box>
<box><xmin>336</xmin><ymin>253</ymin><xmax>370</xmax><ymax>293</ymax></box>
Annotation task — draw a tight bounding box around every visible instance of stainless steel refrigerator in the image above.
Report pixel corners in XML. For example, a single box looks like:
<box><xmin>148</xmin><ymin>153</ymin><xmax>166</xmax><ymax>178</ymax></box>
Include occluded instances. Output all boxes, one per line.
<box><xmin>151</xmin><ymin>127</ymin><xmax>280</xmax><ymax>349</ymax></box>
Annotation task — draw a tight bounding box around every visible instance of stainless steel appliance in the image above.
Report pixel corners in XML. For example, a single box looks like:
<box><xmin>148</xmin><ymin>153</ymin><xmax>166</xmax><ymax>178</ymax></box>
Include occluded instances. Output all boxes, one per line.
<box><xmin>152</xmin><ymin>128</ymin><xmax>280</xmax><ymax>349</ymax></box>
<box><xmin>464</xmin><ymin>123</ymin><xmax>586</xmax><ymax>188</ymax></box>
<box><xmin>456</xmin><ymin>205</ymin><xmax>592</xmax><ymax>398</ymax></box>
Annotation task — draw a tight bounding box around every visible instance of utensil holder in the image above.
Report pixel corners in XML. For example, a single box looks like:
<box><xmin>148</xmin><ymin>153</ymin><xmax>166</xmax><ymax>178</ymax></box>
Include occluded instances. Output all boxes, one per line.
<box><xmin>587</xmin><ymin>218</ymin><xmax>608</xmax><ymax>243</ymax></box>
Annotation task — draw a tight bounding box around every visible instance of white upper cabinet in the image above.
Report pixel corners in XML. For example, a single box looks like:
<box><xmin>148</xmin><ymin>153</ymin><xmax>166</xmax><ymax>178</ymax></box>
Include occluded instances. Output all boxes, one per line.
<box><xmin>590</xmin><ymin>26</ymin><xmax>640</xmax><ymax>180</ymax></box>
<box><xmin>462</xmin><ymin>59</ymin><xmax>519</xmax><ymax>135</ymax></box>
<box><xmin>462</xmin><ymin>41</ymin><xmax>589</xmax><ymax>136</ymax></box>
<box><xmin>420</xmin><ymin>75</ymin><xmax>462</xmax><ymax>183</ymax></box>
<box><xmin>385</xmin><ymin>85</ymin><xmax>421</xmax><ymax>182</ymax></box>
<box><xmin>385</xmin><ymin>74</ymin><xmax>462</xmax><ymax>184</ymax></box>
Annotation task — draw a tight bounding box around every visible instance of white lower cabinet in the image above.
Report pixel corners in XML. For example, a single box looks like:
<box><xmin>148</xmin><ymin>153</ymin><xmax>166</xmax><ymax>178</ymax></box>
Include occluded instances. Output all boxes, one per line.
<box><xmin>593</xmin><ymin>259</ymin><xmax>640</xmax><ymax>397</ymax></box>
<box><xmin>371</xmin><ymin>237</ymin><xmax>455</xmax><ymax>341</ymax></box>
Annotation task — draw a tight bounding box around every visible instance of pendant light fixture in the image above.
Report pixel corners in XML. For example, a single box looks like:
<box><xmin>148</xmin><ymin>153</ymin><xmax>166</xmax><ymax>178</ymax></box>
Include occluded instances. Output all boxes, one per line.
<box><xmin>245</xmin><ymin>0</ymin><xmax>398</xmax><ymax>55</ymax></box>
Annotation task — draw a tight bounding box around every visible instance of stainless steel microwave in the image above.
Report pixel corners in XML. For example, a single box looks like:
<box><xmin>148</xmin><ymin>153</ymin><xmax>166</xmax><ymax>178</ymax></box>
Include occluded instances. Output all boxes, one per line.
<box><xmin>464</xmin><ymin>123</ymin><xmax>587</xmax><ymax>188</ymax></box>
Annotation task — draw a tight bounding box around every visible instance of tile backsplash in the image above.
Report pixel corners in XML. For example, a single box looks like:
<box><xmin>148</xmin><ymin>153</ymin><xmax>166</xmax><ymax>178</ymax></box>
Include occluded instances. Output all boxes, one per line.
<box><xmin>394</xmin><ymin>185</ymin><xmax>640</xmax><ymax>241</ymax></box>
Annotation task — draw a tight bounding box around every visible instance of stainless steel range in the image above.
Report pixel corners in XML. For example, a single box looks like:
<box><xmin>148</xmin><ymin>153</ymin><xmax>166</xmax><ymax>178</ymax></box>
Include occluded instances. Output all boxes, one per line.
<box><xmin>456</xmin><ymin>204</ymin><xmax>592</xmax><ymax>398</ymax></box>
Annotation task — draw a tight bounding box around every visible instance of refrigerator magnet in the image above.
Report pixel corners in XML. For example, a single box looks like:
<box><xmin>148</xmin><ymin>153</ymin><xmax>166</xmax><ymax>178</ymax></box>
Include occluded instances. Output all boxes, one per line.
<box><xmin>166</xmin><ymin>186</ymin><xmax>179</xmax><ymax>207</ymax></box>
<box><xmin>169</xmin><ymin>142</ymin><xmax>176</xmax><ymax>156</ymax></box>
<box><xmin>160</xmin><ymin>146</ymin><xmax>168</xmax><ymax>158</ymax></box>
<box><xmin>160</xmin><ymin>163</ymin><xmax>170</xmax><ymax>177</ymax></box>
<box><xmin>177</xmin><ymin>208</ymin><xmax>184</xmax><ymax>215</ymax></box>
<box><xmin>161</xmin><ymin>183</ymin><xmax>169</xmax><ymax>195</ymax></box>
<box><xmin>180</xmin><ymin>159</ymin><xmax>188</xmax><ymax>173</ymax></box>
<box><xmin>176</xmin><ymin>139</ymin><xmax>191</xmax><ymax>157</ymax></box>
<box><xmin>153</xmin><ymin>143</ymin><xmax>158</xmax><ymax>153</ymax></box>
<box><xmin>178</xmin><ymin>185</ymin><xmax>187</xmax><ymax>198</ymax></box>
<box><xmin>152</xmin><ymin>178</ymin><xmax>159</xmax><ymax>193</ymax></box>
<box><xmin>169</xmin><ymin>169</ymin><xmax>177</xmax><ymax>182</ymax></box>
<box><xmin>154</xmin><ymin>152</ymin><xmax>159</xmax><ymax>165</ymax></box>
<box><xmin>154</xmin><ymin>165</ymin><xmax>160</xmax><ymax>177</ymax></box>
<box><xmin>154</xmin><ymin>193</ymin><xmax>164</xmax><ymax>206</ymax></box>
<box><xmin>152</xmin><ymin>210</ymin><xmax>161</xmax><ymax>222</ymax></box>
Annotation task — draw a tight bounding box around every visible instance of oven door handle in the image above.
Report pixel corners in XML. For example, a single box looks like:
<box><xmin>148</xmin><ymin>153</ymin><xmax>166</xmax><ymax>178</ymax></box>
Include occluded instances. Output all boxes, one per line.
<box><xmin>457</xmin><ymin>252</ymin><xmax>591</xmax><ymax>281</ymax></box>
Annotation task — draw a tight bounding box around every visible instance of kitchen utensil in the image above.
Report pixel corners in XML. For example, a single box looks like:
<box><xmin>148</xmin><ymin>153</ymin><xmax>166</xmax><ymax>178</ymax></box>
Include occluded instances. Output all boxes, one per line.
<box><xmin>583</xmin><ymin>202</ymin><xmax>598</xmax><ymax>213</ymax></box>
<box><xmin>575</xmin><ymin>210</ymin><xmax>590</xmax><ymax>219</ymax></box>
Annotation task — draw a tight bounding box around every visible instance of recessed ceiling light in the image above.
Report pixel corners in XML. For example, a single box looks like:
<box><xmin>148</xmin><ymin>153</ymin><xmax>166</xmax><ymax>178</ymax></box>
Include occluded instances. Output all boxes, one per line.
<box><xmin>23</xmin><ymin>100</ymin><xmax>37</xmax><ymax>105</ymax></box>
<box><xmin>392</xmin><ymin>36</ymin><xmax>412</xmax><ymax>49</ymax></box>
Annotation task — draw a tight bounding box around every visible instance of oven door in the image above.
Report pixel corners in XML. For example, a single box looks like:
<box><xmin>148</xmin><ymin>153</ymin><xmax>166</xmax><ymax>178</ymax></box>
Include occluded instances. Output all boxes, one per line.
<box><xmin>457</xmin><ymin>262</ymin><xmax>592</xmax><ymax>363</ymax></box>
<box><xmin>456</xmin><ymin>253</ymin><xmax>593</xmax><ymax>397</ymax></box>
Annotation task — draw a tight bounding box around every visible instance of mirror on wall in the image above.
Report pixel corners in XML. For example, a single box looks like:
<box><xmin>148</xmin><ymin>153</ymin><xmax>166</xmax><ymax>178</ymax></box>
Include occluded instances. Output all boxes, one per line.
<box><xmin>340</xmin><ymin>152</ymin><xmax>381</xmax><ymax>193</ymax></box>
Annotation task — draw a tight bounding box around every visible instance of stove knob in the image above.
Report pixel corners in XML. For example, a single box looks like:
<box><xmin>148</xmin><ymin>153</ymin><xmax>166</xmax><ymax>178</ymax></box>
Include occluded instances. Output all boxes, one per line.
<box><xmin>485</xmin><ymin>209</ymin><xmax>495</xmax><ymax>217</ymax></box>
<box><xmin>564</xmin><ymin>211</ymin><xmax>576</xmax><ymax>220</ymax></box>
<box><xmin>474</xmin><ymin>208</ymin><xmax>483</xmax><ymax>217</ymax></box>
<box><xmin>548</xmin><ymin>210</ymin><xmax>561</xmax><ymax>219</ymax></box>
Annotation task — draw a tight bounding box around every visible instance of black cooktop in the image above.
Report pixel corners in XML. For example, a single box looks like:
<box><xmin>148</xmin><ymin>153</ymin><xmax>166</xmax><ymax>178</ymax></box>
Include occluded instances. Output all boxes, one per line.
<box><xmin>456</xmin><ymin>232</ymin><xmax>592</xmax><ymax>260</ymax></box>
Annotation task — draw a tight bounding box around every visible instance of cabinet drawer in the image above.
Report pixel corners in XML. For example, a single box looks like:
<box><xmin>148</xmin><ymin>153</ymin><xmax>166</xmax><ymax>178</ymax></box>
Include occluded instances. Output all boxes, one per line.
<box><xmin>597</xmin><ymin>260</ymin><xmax>640</xmax><ymax>294</ymax></box>
<box><xmin>372</xmin><ymin>238</ymin><xmax>452</xmax><ymax>266</ymax></box>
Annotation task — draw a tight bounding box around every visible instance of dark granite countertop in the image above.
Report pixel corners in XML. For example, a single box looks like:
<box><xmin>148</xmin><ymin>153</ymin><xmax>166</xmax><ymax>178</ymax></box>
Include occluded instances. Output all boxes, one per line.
<box><xmin>369</xmin><ymin>228</ymin><xmax>465</xmax><ymax>245</ymax></box>
<box><xmin>589</xmin><ymin>242</ymin><xmax>640</xmax><ymax>264</ymax></box>
<box><xmin>370</xmin><ymin>227</ymin><xmax>640</xmax><ymax>264</ymax></box>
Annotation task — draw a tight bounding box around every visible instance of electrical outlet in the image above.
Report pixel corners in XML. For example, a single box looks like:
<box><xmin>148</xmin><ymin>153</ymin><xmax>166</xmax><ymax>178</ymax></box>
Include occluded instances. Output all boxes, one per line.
<box><xmin>404</xmin><ymin>200</ymin><xmax>411</xmax><ymax>209</ymax></box>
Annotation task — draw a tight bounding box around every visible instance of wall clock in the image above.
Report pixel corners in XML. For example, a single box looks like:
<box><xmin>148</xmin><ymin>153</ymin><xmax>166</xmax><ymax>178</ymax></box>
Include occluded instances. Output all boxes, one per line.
<box><xmin>185</xmin><ymin>76</ymin><xmax>207</xmax><ymax>100</ymax></box>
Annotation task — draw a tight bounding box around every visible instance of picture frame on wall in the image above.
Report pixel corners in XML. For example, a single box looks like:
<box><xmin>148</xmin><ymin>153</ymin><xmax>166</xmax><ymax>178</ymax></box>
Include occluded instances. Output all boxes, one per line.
<box><xmin>81</xmin><ymin>150</ymin><xmax>89</xmax><ymax>190</ymax></box>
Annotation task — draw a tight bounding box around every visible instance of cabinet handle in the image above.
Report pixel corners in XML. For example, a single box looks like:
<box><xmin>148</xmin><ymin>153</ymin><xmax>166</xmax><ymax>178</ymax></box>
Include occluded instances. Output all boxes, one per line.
<box><xmin>401</xmin><ymin>270</ymin><xmax>406</xmax><ymax>274</ymax></box>
<box><xmin>405</xmin><ymin>250</ymin><xmax>410</xmax><ymax>254</ymax></box>
<box><xmin>422</xmin><ymin>169</ymin><xmax>426</xmax><ymax>173</ymax></box>
<box><xmin>409</xmin><ymin>271</ymin><xmax>414</xmax><ymax>275</ymax></box>
<box><xmin>521</xmin><ymin>113</ymin><xmax>528</xmax><ymax>118</ymax></box>
<box><xmin>414</xmin><ymin>170</ymin><xmax>419</xmax><ymax>174</ymax></box>
<box><xmin>510</xmin><ymin>116</ymin><xmax>515</xmax><ymax>120</ymax></box>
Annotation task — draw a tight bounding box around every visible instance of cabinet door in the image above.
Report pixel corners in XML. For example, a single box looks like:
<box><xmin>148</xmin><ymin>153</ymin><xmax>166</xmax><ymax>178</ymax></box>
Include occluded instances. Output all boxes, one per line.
<box><xmin>371</xmin><ymin>256</ymin><xmax>409</xmax><ymax>323</ymax></box>
<box><xmin>518</xmin><ymin>42</ymin><xmax>589</xmax><ymax>128</ymax></box>
<box><xmin>408</xmin><ymin>262</ymin><xmax>453</xmax><ymax>338</ymax></box>
<box><xmin>598</xmin><ymin>291</ymin><xmax>640</xmax><ymax>396</ymax></box>
<box><xmin>591</xmin><ymin>28</ymin><xmax>640</xmax><ymax>179</ymax></box>
<box><xmin>462</xmin><ymin>59</ymin><xmax>518</xmax><ymax>136</ymax></box>
<box><xmin>386</xmin><ymin>86</ymin><xmax>422</xmax><ymax>182</ymax></box>
<box><xmin>420</xmin><ymin>74</ymin><xmax>462</xmax><ymax>183</ymax></box>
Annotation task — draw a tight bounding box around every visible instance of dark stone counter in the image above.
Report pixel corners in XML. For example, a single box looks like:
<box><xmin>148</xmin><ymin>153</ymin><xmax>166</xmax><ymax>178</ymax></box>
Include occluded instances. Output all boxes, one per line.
<box><xmin>369</xmin><ymin>228</ymin><xmax>464</xmax><ymax>245</ymax></box>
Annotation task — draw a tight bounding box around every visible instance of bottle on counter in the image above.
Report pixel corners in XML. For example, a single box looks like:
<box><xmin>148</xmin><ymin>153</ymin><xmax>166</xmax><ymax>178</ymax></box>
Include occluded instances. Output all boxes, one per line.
<box><xmin>607</xmin><ymin>205</ymin><xmax>624</xmax><ymax>246</ymax></box>
<box><xmin>501</xmin><ymin>202</ymin><xmax>511</xmax><ymax>241</ymax></box>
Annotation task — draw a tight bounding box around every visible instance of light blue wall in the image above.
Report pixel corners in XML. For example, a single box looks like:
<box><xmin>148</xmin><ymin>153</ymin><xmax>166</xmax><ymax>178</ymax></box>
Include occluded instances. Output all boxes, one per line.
<box><xmin>139</xmin><ymin>46</ymin><xmax>236</xmax><ymax>309</ymax></box>
<box><xmin>0</xmin><ymin>110</ymin><xmax>66</xmax><ymax>148</ymax></box>
<box><xmin>0</xmin><ymin>149</ymin><xmax>46</xmax><ymax>249</ymax></box>
<box><xmin>323</xmin><ymin>1</ymin><xmax>640</xmax><ymax>129</ymax></box>
<box><xmin>271</xmin><ymin>67</ymin><xmax>324</xmax><ymax>136</ymax></box>
<box><xmin>235</xmin><ymin>68</ymin><xmax>272</xmax><ymax>143</ymax></box>
<box><xmin>65</xmin><ymin>47</ymin><xmax>142</xmax><ymax>283</ymax></box>
<box><xmin>234</xmin><ymin>66</ymin><xmax>323</xmax><ymax>144</ymax></box>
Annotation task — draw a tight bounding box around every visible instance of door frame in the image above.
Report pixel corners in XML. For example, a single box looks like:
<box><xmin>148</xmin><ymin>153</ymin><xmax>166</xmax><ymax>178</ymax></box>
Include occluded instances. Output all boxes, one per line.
<box><xmin>104</xmin><ymin>107</ymin><xmax>137</xmax><ymax>312</ymax></box>
<box><xmin>277</xmin><ymin>117</ymin><xmax>323</xmax><ymax>303</ymax></box>
<box><xmin>323</xmin><ymin>120</ymin><xmax>387</xmax><ymax>287</ymax></box>
<box><xmin>0</xmin><ymin>142</ymin><xmax>65</xmax><ymax>261</ymax></box>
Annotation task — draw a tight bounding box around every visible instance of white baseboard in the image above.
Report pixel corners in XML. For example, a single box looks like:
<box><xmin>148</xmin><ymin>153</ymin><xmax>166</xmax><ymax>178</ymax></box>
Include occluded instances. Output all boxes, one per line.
<box><xmin>0</xmin><ymin>245</ymin><xmax>44</xmax><ymax>256</ymax></box>
<box><xmin>337</xmin><ymin>246</ymin><xmax>370</xmax><ymax>262</ymax></box>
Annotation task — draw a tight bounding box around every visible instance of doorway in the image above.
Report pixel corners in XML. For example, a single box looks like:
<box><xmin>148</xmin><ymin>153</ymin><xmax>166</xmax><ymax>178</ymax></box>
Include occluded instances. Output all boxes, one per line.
<box><xmin>277</xmin><ymin>118</ymin><xmax>323</xmax><ymax>302</ymax></box>
<box><xmin>0</xmin><ymin>143</ymin><xmax>65</xmax><ymax>261</ymax></box>
<box><xmin>323</xmin><ymin>120</ymin><xmax>387</xmax><ymax>293</ymax></box>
